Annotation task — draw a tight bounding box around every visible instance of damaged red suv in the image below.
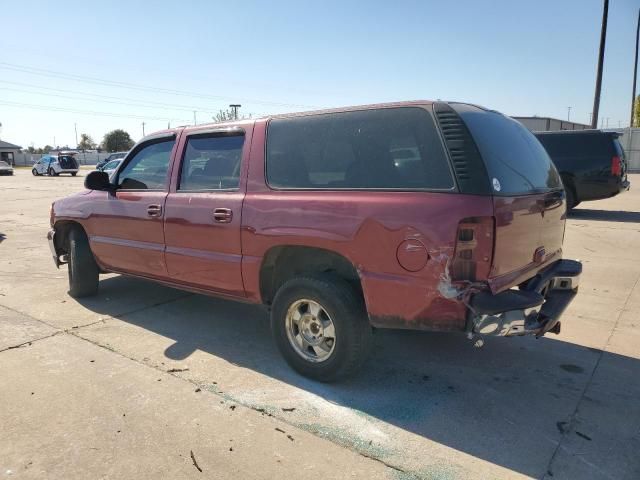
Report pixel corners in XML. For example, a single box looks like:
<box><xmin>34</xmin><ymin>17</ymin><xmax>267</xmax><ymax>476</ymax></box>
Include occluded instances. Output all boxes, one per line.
<box><xmin>48</xmin><ymin>101</ymin><xmax>582</xmax><ymax>381</ymax></box>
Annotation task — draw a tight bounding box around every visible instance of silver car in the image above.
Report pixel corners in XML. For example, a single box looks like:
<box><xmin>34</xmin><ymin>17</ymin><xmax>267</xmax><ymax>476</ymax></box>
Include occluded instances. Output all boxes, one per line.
<box><xmin>0</xmin><ymin>160</ymin><xmax>13</xmax><ymax>175</ymax></box>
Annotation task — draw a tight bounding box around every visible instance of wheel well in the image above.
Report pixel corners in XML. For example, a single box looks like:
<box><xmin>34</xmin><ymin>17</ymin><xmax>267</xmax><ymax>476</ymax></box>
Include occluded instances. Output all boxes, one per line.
<box><xmin>259</xmin><ymin>246</ymin><xmax>362</xmax><ymax>305</ymax></box>
<box><xmin>53</xmin><ymin>220</ymin><xmax>86</xmax><ymax>255</ymax></box>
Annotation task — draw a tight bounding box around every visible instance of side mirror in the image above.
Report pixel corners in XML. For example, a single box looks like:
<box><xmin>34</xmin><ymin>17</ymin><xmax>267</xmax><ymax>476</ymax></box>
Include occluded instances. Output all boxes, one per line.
<box><xmin>84</xmin><ymin>170</ymin><xmax>115</xmax><ymax>192</ymax></box>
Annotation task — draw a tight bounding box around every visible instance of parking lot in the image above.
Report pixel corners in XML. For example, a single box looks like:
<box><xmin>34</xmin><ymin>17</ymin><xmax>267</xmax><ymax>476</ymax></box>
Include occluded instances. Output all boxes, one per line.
<box><xmin>1</xmin><ymin>167</ymin><xmax>639</xmax><ymax>479</ymax></box>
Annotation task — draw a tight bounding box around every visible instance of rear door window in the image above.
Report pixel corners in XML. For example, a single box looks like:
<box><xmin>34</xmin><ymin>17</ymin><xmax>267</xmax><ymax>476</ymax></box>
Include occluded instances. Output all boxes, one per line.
<box><xmin>453</xmin><ymin>104</ymin><xmax>562</xmax><ymax>195</ymax></box>
<box><xmin>266</xmin><ymin>107</ymin><xmax>454</xmax><ymax>190</ymax></box>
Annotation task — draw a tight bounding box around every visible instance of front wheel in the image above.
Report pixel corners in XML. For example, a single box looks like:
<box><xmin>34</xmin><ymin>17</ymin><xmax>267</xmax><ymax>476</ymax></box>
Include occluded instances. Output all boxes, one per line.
<box><xmin>271</xmin><ymin>275</ymin><xmax>372</xmax><ymax>382</ymax></box>
<box><xmin>67</xmin><ymin>228</ymin><xmax>99</xmax><ymax>298</ymax></box>
<box><xmin>32</xmin><ymin>168</ymin><xmax>38</xmax><ymax>176</ymax></box>
<box><xmin>565</xmin><ymin>187</ymin><xmax>578</xmax><ymax>211</ymax></box>
<box><xmin>48</xmin><ymin>168</ymin><xmax>58</xmax><ymax>176</ymax></box>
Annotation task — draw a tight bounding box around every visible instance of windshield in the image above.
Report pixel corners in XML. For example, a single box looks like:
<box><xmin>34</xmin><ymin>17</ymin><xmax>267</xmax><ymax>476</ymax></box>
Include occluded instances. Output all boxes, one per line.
<box><xmin>453</xmin><ymin>104</ymin><xmax>562</xmax><ymax>195</ymax></box>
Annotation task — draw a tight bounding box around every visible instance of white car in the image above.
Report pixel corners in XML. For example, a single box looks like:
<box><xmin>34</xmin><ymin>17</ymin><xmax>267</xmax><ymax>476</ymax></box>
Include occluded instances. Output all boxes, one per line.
<box><xmin>99</xmin><ymin>158</ymin><xmax>123</xmax><ymax>176</ymax></box>
<box><xmin>0</xmin><ymin>160</ymin><xmax>13</xmax><ymax>176</ymax></box>
<box><xmin>32</xmin><ymin>154</ymin><xmax>79</xmax><ymax>176</ymax></box>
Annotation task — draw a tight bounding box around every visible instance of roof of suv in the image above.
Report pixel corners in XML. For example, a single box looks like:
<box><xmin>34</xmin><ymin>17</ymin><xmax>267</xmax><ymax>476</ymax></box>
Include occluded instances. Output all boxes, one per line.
<box><xmin>535</xmin><ymin>129</ymin><xmax>619</xmax><ymax>138</ymax></box>
<box><xmin>142</xmin><ymin>100</ymin><xmax>442</xmax><ymax>141</ymax></box>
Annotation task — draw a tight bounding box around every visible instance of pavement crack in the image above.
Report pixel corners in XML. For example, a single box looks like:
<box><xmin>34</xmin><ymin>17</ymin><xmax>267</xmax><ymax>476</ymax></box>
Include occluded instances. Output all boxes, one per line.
<box><xmin>108</xmin><ymin>293</ymin><xmax>194</xmax><ymax>320</ymax></box>
<box><xmin>0</xmin><ymin>303</ymin><xmax>63</xmax><ymax>332</ymax></box>
<box><xmin>543</xmin><ymin>271</ymin><xmax>640</xmax><ymax>479</ymax></box>
<box><xmin>0</xmin><ymin>331</ymin><xmax>62</xmax><ymax>353</ymax></box>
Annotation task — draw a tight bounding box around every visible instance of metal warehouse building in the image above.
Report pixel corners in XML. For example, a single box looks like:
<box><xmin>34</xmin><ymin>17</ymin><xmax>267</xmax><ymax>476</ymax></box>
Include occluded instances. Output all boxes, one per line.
<box><xmin>513</xmin><ymin>116</ymin><xmax>591</xmax><ymax>132</ymax></box>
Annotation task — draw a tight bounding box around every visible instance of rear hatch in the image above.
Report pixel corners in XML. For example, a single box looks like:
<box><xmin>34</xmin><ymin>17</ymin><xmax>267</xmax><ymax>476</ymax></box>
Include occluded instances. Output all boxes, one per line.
<box><xmin>447</xmin><ymin>104</ymin><xmax>566</xmax><ymax>293</ymax></box>
<box><xmin>58</xmin><ymin>155</ymin><xmax>79</xmax><ymax>170</ymax></box>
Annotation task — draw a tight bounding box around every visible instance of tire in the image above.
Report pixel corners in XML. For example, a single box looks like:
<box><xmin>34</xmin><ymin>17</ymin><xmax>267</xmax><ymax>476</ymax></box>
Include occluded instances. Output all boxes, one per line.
<box><xmin>48</xmin><ymin>168</ymin><xmax>58</xmax><ymax>176</ymax></box>
<box><xmin>565</xmin><ymin>186</ymin><xmax>577</xmax><ymax>211</ymax></box>
<box><xmin>71</xmin><ymin>172</ymin><xmax>77</xmax><ymax>177</ymax></box>
<box><xmin>271</xmin><ymin>275</ymin><xmax>373</xmax><ymax>382</ymax></box>
<box><xmin>32</xmin><ymin>168</ymin><xmax>38</xmax><ymax>176</ymax></box>
<box><xmin>67</xmin><ymin>228</ymin><xmax>99</xmax><ymax>298</ymax></box>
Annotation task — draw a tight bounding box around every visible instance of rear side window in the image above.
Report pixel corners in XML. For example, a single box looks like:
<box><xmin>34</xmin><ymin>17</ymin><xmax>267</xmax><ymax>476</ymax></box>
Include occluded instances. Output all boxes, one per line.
<box><xmin>454</xmin><ymin>104</ymin><xmax>562</xmax><ymax>195</ymax></box>
<box><xmin>266</xmin><ymin>107</ymin><xmax>454</xmax><ymax>190</ymax></box>
<box><xmin>178</xmin><ymin>134</ymin><xmax>244</xmax><ymax>191</ymax></box>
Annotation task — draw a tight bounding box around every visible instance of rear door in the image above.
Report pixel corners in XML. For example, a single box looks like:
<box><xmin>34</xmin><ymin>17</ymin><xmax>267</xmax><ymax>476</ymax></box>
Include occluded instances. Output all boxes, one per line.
<box><xmin>452</xmin><ymin>104</ymin><xmax>565</xmax><ymax>291</ymax></box>
<box><xmin>163</xmin><ymin>126</ymin><xmax>251</xmax><ymax>297</ymax></box>
<box><xmin>87</xmin><ymin>135</ymin><xmax>177</xmax><ymax>278</ymax></box>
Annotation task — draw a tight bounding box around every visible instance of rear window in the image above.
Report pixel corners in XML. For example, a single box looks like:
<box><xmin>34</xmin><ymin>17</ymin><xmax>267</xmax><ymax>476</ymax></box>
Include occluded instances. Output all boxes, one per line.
<box><xmin>266</xmin><ymin>107</ymin><xmax>454</xmax><ymax>190</ymax></box>
<box><xmin>453</xmin><ymin>104</ymin><xmax>562</xmax><ymax>195</ymax></box>
<box><xmin>535</xmin><ymin>133</ymin><xmax>615</xmax><ymax>158</ymax></box>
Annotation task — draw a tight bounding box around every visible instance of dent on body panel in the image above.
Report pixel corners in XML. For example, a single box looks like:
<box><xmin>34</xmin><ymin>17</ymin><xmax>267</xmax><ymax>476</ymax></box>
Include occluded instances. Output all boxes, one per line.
<box><xmin>350</xmin><ymin>218</ymin><xmax>470</xmax><ymax>331</ymax></box>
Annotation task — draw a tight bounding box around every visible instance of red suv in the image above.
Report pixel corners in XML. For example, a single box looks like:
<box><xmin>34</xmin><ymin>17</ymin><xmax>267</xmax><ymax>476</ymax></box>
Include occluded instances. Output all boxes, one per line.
<box><xmin>48</xmin><ymin>101</ymin><xmax>582</xmax><ymax>381</ymax></box>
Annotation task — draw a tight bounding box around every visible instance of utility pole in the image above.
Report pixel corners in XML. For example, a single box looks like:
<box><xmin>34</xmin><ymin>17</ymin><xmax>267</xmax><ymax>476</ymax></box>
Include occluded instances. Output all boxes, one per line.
<box><xmin>591</xmin><ymin>0</ymin><xmax>609</xmax><ymax>129</ymax></box>
<box><xmin>567</xmin><ymin>107</ymin><xmax>572</xmax><ymax>121</ymax></box>
<box><xmin>229</xmin><ymin>104</ymin><xmax>241</xmax><ymax>120</ymax></box>
<box><xmin>589</xmin><ymin>112</ymin><xmax>593</xmax><ymax>124</ymax></box>
<box><xmin>193</xmin><ymin>111</ymin><xmax>197</xmax><ymax>125</ymax></box>
<box><xmin>631</xmin><ymin>9</ymin><xmax>640</xmax><ymax>128</ymax></box>
<box><xmin>74</xmin><ymin>123</ymin><xmax>78</xmax><ymax>148</ymax></box>
<box><xmin>142</xmin><ymin>122</ymin><xmax>146</xmax><ymax>136</ymax></box>
<box><xmin>606</xmin><ymin>117</ymin><xmax>610</xmax><ymax>128</ymax></box>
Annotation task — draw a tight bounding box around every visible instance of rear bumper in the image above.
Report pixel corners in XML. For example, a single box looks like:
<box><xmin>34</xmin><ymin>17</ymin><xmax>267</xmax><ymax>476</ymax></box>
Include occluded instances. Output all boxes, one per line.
<box><xmin>469</xmin><ymin>259</ymin><xmax>582</xmax><ymax>337</ymax></box>
<box><xmin>620</xmin><ymin>178</ymin><xmax>631</xmax><ymax>192</ymax></box>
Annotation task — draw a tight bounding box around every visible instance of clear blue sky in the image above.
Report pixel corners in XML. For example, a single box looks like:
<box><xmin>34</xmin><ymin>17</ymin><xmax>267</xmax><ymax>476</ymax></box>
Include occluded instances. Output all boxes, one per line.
<box><xmin>1</xmin><ymin>0</ymin><xmax>638</xmax><ymax>148</ymax></box>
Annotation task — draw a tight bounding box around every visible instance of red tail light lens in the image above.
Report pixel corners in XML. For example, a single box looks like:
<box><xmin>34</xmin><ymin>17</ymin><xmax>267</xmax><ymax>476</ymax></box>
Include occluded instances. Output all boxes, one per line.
<box><xmin>452</xmin><ymin>216</ymin><xmax>495</xmax><ymax>282</ymax></box>
<box><xmin>611</xmin><ymin>156</ymin><xmax>622</xmax><ymax>176</ymax></box>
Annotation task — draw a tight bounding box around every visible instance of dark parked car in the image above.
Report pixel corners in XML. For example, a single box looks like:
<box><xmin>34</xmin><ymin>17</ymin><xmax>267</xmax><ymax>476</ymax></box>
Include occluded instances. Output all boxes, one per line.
<box><xmin>534</xmin><ymin>130</ymin><xmax>630</xmax><ymax>209</ymax></box>
<box><xmin>48</xmin><ymin>101</ymin><xmax>581</xmax><ymax>381</ymax></box>
<box><xmin>96</xmin><ymin>151</ymin><xmax>128</xmax><ymax>170</ymax></box>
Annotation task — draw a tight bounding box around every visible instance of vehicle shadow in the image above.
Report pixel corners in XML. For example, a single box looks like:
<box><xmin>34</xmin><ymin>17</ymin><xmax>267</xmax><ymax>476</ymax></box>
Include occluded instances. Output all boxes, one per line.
<box><xmin>570</xmin><ymin>208</ymin><xmax>640</xmax><ymax>223</ymax></box>
<box><xmin>0</xmin><ymin>233</ymin><xmax>5</xmax><ymax>244</ymax></box>
<box><xmin>76</xmin><ymin>275</ymin><xmax>638</xmax><ymax>478</ymax></box>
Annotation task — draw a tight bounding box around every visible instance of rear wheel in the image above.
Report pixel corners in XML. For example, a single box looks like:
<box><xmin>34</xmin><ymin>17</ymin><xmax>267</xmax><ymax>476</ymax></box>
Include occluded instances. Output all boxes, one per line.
<box><xmin>71</xmin><ymin>172</ymin><xmax>77</xmax><ymax>177</ymax></box>
<box><xmin>32</xmin><ymin>168</ymin><xmax>38</xmax><ymax>176</ymax></box>
<box><xmin>67</xmin><ymin>228</ymin><xmax>99</xmax><ymax>298</ymax></box>
<box><xmin>271</xmin><ymin>275</ymin><xmax>372</xmax><ymax>382</ymax></box>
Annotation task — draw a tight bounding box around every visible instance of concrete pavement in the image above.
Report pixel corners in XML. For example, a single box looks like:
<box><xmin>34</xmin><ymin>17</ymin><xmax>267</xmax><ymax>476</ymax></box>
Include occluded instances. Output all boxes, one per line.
<box><xmin>1</xmin><ymin>169</ymin><xmax>639</xmax><ymax>479</ymax></box>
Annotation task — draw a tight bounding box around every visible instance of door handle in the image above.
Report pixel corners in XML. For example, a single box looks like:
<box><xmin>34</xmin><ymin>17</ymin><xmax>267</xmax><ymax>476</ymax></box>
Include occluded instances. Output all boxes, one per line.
<box><xmin>147</xmin><ymin>204</ymin><xmax>162</xmax><ymax>217</ymax></box>
<box><xmin>213</xmin><ymin>208</ymin><xmax>233</xmax><ymax>223</ymax></box>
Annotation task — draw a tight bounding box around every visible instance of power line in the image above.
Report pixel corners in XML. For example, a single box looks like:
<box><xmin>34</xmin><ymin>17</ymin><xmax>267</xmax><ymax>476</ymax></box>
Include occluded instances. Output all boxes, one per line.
<box><xmin>0</xmin><ymin>80</ymin><xmax>229</xmax><ymax>114</ymax></box>
<box><xmin>0</xmin><ymin>62</ymin><xmax>318</xmax><ymax>109</ymax></box>
<box><xmin>0</xmin><ymin>100</ymin><xmax>191</xmax><ymax>122</ymax></box>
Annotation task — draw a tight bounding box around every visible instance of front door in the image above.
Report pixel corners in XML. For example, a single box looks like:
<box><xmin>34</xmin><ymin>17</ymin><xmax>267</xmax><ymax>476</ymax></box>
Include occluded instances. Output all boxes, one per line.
<box><xmin>87</xmin><ymin>136</ymin><xmax>177</xmax><ymax>278</ymax></box>
<box><xmin>163</xmin><ymin>129</ymin><xmax>249</xmax><ymax>297</ymax></box>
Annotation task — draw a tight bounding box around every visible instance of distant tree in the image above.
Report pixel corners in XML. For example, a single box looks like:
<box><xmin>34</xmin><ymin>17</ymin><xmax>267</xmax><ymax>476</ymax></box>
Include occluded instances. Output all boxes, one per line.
<box><xmin>78</xmin><ymin>133</ymin><xmax>96</xmax><ymax>151</ymax></box>
<box><xmin>102</xmin><ymin>129</ymin><xmax>135</xmax><ymax>152</ymax></box>
<box><xmin>26</xmin><ymin>146</ymin><xmax>35</xmax><ymax>153</ymax></box>
<box><xmin>212</xmin><ymin>108</ymin><xmax>251</xmax><ymax>123</ymax></box>
<box><xmin>634</xmin><ymin>95</ymin><xmax>640</xmax><ymax>128</ymax></box>
<box><xmin>40</xmin><ymin>145</ymin><xmax>53</xmax><ymax>154</ymax></box>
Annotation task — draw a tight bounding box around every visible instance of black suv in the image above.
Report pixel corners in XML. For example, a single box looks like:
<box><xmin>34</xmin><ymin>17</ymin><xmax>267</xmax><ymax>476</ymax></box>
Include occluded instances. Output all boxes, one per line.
<box><xmin>534</xmin><ymin>130</ymin><xmax>630</xmax><ymax>209</ymax></box>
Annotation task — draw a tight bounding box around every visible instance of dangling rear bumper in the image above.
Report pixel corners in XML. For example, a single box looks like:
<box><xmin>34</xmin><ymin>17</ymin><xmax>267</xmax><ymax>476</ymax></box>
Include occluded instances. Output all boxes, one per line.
<box><xmin>468</xmin><ymin>259</ymin><xmax>582</xmax><ymax>337</ymax></box>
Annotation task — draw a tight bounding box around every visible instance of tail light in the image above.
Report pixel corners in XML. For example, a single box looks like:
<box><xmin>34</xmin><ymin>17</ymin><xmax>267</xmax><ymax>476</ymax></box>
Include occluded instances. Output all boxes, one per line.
<box><xmin>451</xmin><ymin>217</ymin><xmax>495</xmax><ymax>282</ymax></box>
<box><xmin>611</xmin><ymin>156</ymin><xmax>622</xmax><ymax>176</ymax></box>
